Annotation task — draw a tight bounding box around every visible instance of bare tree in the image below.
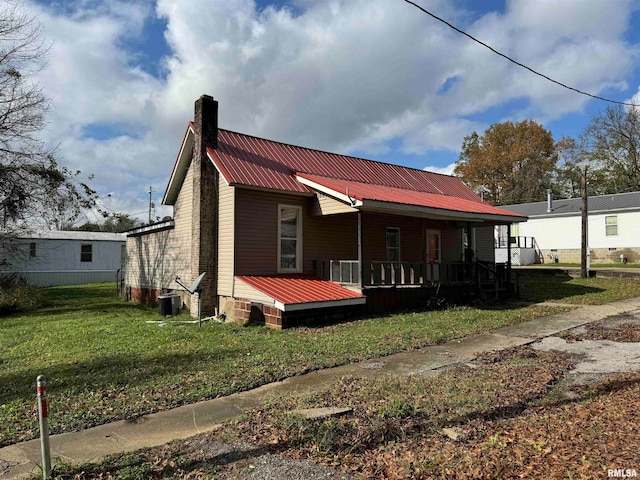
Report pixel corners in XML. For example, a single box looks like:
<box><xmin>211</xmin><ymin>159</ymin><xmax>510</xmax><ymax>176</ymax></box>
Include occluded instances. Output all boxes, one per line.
<box><xmin>0</xmin><ymin>2</ymin><xmax>96</xmax><ymax>236</ymax></box>
<box><xmin>581</xmin><ymin>105</ymin><xmax>640</xmax><ymax>193</ymax></box>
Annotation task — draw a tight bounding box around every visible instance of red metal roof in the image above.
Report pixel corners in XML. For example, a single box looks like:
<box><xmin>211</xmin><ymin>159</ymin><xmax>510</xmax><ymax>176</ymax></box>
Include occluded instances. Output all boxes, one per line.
<box><xmin>297</xmin><ymin>173</ymin><xmax>525</xmax><ymax>218</ymax></box>
<box><xmin>209</xmin><ymin>129</ymin><xmax>482</xmax><ymax>202</ymax></box>
<box><xmin>236</xmin><ymin>274</ymin><xmax>365</xmax><ymax>306</ymax></box>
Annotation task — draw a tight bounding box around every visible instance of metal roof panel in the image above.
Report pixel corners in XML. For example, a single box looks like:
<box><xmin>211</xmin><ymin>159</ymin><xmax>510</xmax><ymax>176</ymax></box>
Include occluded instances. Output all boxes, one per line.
<box><xmin>236</xmin><ymin>274</ymin><xmax>365</xmax><ymax>305</ymax></box>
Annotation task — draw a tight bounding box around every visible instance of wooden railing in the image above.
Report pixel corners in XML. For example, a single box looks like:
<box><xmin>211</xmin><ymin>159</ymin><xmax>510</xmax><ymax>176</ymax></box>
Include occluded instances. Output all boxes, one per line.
<box><xmin>369</xmin><ymin>262</ymin><xmax>428</xmax><ymax>286</ymax></box>
<box><xmin>330</xmin><ymin>260</ymin><xmax>515</xmax><ymax>296</ymax></box>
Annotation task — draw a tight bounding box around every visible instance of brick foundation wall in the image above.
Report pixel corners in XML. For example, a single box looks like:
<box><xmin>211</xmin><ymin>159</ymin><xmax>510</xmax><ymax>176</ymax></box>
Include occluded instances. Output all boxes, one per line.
<box><xmin>129</xmin><ymin>286</ymin><xmax>162</xmax><ymax>304</ymax></box>
<box><xmin>231</xmin><ymin>299</ymin><xmax>283</xmax><ymax>329</ymax></box>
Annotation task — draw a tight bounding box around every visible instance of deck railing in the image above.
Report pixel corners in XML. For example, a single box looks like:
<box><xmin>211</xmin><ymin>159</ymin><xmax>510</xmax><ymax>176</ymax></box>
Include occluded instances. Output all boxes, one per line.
<box><xmin>330</xmin><ymin>260</ymin><xmax>513</xmax><ymax>289</ymax></box>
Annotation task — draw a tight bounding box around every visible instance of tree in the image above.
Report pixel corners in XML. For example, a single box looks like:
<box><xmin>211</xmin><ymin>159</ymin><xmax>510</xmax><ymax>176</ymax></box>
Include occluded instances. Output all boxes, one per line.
<box><xmin>0</xmin><ymin>2</ymin><xmax>95</xmax><ymax>233</ymax></box>
<box><xmin>76</xmin><ymin>213</ymin><xmax>142</xmax><ymax>233</ymax></box>
<box><xmin>102</xmin><ymin>213</ymin><xmax>142</xmax><ymax>232</ymax></box>
<box><xmin>552</xmin><ymin>136</ymin><xmax>611</xmax><ymax>198</ymax></box>
<box><xmin>580</xmin><ymin>105</ymin><xmax>640</xmax><ymax>193</ymax></box>
<box><xmin>454</xmin><ymin>120</ymin><xmax>557</xmax><ymax>205</ymax></box>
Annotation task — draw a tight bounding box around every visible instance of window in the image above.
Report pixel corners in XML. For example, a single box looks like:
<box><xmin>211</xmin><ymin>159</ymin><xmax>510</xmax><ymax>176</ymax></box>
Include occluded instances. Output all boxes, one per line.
<box><xmin>386</xmin><ymin>228</ymin><xmax>400</xmax><ymax>262</ymax></box>
<box><xmin>81</xmin><ymin>244</ymin><xmax>93</xmax><ymax>262</ymax></box>
<box><xmin>605</xmin><ymin>216</ymin><xmax>618</xmax><ymax>236</ymax></box>
<box><xmin>29</xmin><ymin>242</ymin><xmax>36</xmax><ymax>257</ymax></box>
<box><xmin>278</xmin><ymin>205</ymin><xmax>302</xmax><ymax>272</ymax></box>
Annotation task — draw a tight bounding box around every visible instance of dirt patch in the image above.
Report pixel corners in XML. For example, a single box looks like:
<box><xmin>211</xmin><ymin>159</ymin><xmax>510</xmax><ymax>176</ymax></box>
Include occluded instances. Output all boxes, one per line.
<box><xmin>0</xmin><ymin>458</ymin><xmax>17</xmax><ymax>476</ymax></box>
<box><xmin>534</xmin><ymin>315</ymin><xmax>640</xmax><ymax>389</ymax></box>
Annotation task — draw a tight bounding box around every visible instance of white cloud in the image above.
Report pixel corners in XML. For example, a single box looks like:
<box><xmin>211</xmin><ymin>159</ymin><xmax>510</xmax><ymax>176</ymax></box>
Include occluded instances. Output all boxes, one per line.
<box><xmin>423</xmin><ymin>163</ymin><xmax>456</xmax><ymax>176</ymax></box>
<box><xmin>20</xmin><ymin>0</ymin><xmax>640</xmax><ymax>222</ymax></box>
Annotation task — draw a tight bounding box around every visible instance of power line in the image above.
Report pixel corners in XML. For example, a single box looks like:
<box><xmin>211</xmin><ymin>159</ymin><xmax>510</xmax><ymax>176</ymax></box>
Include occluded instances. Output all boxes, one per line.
<box><xmin>403</xmin><ymin>0</ymin><xmax>639</xmax><ymax>107</ymax></box>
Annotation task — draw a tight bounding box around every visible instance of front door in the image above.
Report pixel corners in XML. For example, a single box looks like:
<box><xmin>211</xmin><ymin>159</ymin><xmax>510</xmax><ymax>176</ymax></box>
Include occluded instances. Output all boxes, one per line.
<box><xmin>426</xmin><ymin>229</ymin><xmax>441</xmax><ymax>281</ymax></box>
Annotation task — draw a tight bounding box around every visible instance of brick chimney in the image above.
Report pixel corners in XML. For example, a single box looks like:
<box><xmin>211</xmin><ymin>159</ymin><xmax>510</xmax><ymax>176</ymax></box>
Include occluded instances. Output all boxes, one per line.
<box><xmin>191</xmin><ymin>95</ymin><xmax>219</xmax><ymax>317</ymax></box>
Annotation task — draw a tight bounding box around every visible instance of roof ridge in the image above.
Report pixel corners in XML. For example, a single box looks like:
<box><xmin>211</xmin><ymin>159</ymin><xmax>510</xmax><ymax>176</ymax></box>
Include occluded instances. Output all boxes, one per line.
<box><xmin>216</xmin><ymin>128</ymin><xmax>456</xmax><ymax>179</ymax></box>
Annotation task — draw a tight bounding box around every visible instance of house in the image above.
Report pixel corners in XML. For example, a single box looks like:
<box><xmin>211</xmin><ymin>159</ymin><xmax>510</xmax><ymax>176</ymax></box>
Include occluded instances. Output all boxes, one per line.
<box><xmin>496</xmin><ymin>191</ymin><xmax>640</xmax><ymax>265</ymax></box>
<box><xmin>0</xmin><ymin>231</ymin><xmax>126</xmax><ymax>287</ymax></box>
<box><xmin>125</xmin><ymin>95</ymin><xmax>525</xmax><ymax>328</ymax></box>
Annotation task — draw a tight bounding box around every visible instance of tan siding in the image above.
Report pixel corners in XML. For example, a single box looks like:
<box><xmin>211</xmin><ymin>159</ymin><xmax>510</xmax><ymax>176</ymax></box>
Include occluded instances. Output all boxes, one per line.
<box><xmin>217</xmin><ymin>177</ymin><xmax>235</xmax><ymax>295</ymax></box>
<box><xmin>311</xmin><ymin>194</ymin><xmax>358</xmax><ymax>216</ymax></box>
<box><xmin>171</xmin><ymin>162</ymin><xmax>194</xmax><ymax>284</ymax></box>
<box><xmin>474</xmin><ymin>226</ymin><xmax>495</xmax><ymax>261</ymax></box>
<box><xmin>232</xmin><ymin>278</ymin><xmax>275</xmax><ymax>303</ymax></box>
<box><xmin>125</xmin><ymin>163</ymin><xmax>193</xmax><ymax>299</ymax></box>
<box><xmin>234</xmin><ymin>188</ymin><xmax>358</xmax><ymax>277</ymax></box>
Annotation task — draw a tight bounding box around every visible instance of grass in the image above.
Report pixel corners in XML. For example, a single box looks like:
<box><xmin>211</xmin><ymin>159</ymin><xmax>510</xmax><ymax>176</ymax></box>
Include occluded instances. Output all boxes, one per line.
<box><xmin>2</xmin><ymin>274</ymin><xmax>640</xmax><ymax>448</ymax></box>
<box><xmin>517</xmin><ymin>271</ymin><xmax>640</xmax><ymax>304</ymax></box>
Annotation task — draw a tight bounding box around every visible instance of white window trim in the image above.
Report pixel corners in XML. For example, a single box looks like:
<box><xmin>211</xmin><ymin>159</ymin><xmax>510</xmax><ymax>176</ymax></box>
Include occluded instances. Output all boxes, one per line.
<box><xmin>386</xmin><ymin>227</ymin><xmax>401</xmax><ymax>262</ymax></box>
<box><xmin>605</xmin><ymin>215</ymin><xmax>618</xmax><ymax>237</ymax></box>
<box><xmin>277</xmin><ymin>204</ymin><xmax>303</xmax><ymax>273</ymax></box>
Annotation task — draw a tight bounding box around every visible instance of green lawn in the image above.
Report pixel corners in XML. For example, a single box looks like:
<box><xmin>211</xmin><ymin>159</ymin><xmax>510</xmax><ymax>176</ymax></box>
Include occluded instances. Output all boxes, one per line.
<box><xmin>2</xmin><ymin>276</ymin><xmax>639</xmax><ymax>447</ymax></box>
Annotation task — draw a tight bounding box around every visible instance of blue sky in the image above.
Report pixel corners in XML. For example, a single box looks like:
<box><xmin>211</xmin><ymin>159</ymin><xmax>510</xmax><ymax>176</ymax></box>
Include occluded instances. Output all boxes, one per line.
<box><xmin>26</xmin><ymin>0</ymin><xmax>640</xmax><ymax>222</ymax></box>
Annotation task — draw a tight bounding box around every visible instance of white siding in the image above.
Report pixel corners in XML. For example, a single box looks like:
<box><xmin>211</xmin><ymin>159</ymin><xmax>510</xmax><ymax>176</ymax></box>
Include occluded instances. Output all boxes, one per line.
<box><xmin>0</xmin><ymin>237</ymin><xmax>124</xmax><ymax>286</ymax></box>
<box><xmin>517</xmin><ymin>211</ymin><xmax>640</xmax><ymax>251</ymax></box>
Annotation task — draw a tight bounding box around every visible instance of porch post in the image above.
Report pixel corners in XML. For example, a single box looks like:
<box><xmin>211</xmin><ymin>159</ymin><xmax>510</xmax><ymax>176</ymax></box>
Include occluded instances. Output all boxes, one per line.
<box><xmin>507</xmin><ymin>224</ymin><xmax>512</xmax><ymax>285</ymax></box>
<box><xmin>357</xmin><ymin>211</ymin><xmax>363</xmax><ymax>289</ymax></box>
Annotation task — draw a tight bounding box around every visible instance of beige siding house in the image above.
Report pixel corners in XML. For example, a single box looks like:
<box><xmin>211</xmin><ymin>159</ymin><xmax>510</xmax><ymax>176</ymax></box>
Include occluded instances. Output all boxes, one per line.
<box><xmin>126</xmin><ymin>95</ymin><xmax>525</xmax><ymax>328</ymax></box>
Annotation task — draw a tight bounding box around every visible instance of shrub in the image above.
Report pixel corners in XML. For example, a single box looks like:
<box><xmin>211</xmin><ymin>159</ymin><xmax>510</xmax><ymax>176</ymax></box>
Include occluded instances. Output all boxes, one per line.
<box><xmin>0</xmin><ymin>278</ymin><xmax>46</xmax><ymax>315</ymax></box>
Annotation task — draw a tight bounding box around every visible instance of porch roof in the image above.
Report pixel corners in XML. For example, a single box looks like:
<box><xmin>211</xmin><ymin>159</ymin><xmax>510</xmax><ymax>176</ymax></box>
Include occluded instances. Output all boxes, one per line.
<box><xmin>296</xmin><ymin>172</ymin><xmax>526</xmax><ymax>223</ymax></box>
<box><xmin>235</xmin><ymin>274</ymin><xmax>366</xmax><ymax>312</ymax></box>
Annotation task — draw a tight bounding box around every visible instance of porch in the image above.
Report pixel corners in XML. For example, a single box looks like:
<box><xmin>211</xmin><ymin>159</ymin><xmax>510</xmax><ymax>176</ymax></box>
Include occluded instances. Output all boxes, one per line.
<box><xmin>327</xmin><ymin>259</ymin><xmax>514</xmax><ymax>312</ymax></box>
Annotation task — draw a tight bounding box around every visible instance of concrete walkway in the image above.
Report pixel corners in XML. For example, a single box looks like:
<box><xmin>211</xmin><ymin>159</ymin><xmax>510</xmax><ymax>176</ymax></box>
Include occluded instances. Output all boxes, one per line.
<box><xmin>2</xmin><ymin>297</ymin><xmax>640</xmax><ymax>479</ymax></box>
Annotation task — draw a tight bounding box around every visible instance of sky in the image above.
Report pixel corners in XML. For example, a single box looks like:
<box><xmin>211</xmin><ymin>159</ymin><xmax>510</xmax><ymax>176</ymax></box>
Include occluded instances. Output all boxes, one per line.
<box><xmin>18</xmin><ymin>0</ymin><xmax>640</xmax><ymax>223</ymax></box>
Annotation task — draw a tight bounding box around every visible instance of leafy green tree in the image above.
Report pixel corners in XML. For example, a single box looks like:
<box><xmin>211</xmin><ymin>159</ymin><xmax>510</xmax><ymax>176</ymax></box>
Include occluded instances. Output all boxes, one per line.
<box><xmin>454</xmin><ymin>120</ymin><xmax>557</xmax><ymax>205</ymax></box>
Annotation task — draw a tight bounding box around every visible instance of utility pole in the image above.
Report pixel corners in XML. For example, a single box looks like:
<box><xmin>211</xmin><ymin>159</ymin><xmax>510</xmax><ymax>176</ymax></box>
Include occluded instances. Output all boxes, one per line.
<box><xmin>581</xmin><ymin>166</ymin><xmax>588</xmax><ymax>278</ymax></box>
<box><xmin>148</xmin><ymin>186</ymin><xmax>152</xmax><ymax>225</ymax></box>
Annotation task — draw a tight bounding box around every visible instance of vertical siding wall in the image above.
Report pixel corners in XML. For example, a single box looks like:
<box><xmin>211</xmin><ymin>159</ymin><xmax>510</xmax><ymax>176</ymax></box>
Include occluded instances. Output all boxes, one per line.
<box><xmin>125</xmin><ymin>164</ymin><xmax>193</xmax><ymax>299</ymax></box>
<box><xmin>234</xmin><ymin>189</ymin><xmax>357</xmax><ymax>277</ymax></box>
<box><xmin>361</xmin><ymin>212</ymin><xmax>464</xmax><ymax>267</ymax></box>
<box><xmin>474</xmin><ymin>226</ymin><xmax>495</xmax><ymax>261</ymax></box>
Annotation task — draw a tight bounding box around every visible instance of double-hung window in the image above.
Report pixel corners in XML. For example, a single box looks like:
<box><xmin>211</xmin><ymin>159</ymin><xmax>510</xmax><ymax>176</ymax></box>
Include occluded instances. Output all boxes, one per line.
<box><xmin>605</xmin><ymin>216</ymin><xmax>618</xmax><ymax>236</ymax></box>
<box><xmin>81</xmin><ymin>244</ymin><xmax>93</xmax><ymax>262</ymax></box>
<box><xmin>278</xmin><ymin>205</ymin><xmax>302</xmax><ymax>272</ymax></box>
<box><xmin>386</xmin><ymin>227</ymin><xmax>400</xmax><ymax>262</ymax></box>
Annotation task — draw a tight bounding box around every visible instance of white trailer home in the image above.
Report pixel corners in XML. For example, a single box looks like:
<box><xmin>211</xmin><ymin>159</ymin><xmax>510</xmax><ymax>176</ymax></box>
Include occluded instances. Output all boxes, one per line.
<box><xmin>0</xmin><ymin>231</ymin><xmax>126</xmax><ymax>287</ymax></box>
<box><xmin>497</xmin><ymin>191</ymin><xmax>640</xmax><ymax>265</ymax></box>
